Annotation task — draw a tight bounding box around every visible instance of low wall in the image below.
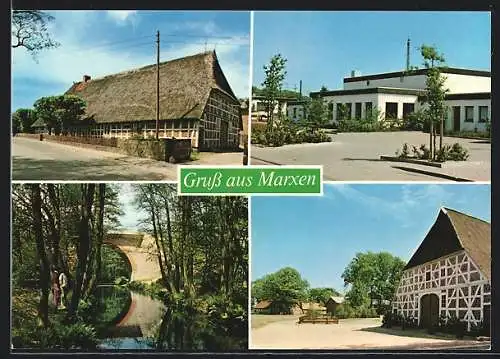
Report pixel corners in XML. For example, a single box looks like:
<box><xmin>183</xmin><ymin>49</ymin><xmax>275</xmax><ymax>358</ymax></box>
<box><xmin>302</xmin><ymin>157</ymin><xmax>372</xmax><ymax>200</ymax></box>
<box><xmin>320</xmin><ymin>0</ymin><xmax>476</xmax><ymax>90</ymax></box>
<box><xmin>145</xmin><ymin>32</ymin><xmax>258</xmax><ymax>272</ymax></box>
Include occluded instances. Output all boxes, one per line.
<box><xmin>116</xmin><ymin>138</ymin><xmax>166</xmax><ymax>161</ymax></box>
<box><xmin>17</xmin><ymin>134</ymin><xmax>175</xmax><ymax>162</ymax></box>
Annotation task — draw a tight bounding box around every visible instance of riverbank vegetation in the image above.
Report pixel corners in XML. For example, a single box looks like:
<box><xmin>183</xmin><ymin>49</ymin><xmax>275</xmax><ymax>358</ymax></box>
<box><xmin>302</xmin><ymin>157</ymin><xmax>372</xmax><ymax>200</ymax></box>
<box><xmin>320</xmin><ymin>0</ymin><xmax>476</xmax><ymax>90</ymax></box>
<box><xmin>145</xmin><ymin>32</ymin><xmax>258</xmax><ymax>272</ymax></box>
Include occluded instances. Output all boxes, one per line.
<box><xmin>12</xmin><ymin>183</ymin><xmax>127</xmax><ymax>350</ymax></box>
<box><xmin>131</xmin><ymin>185</ymin><xmax>248</xmax><ymax>350</ymax></box>
<box><xmin>12</xmin><ymin>184</ymin><xmax>248</xmax><ymax>351</ymax></box>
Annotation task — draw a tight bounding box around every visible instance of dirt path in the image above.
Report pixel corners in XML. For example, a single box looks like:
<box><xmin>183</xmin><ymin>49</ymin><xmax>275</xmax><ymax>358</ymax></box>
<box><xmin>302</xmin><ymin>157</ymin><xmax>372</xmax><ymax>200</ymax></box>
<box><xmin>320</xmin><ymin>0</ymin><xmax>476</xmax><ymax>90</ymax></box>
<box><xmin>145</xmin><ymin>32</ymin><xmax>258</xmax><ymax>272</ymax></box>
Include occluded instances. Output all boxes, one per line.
<box><xmin>250</xmin><ymin>317</ymin><xmax>485</xmax><ymax>350</ymax></box>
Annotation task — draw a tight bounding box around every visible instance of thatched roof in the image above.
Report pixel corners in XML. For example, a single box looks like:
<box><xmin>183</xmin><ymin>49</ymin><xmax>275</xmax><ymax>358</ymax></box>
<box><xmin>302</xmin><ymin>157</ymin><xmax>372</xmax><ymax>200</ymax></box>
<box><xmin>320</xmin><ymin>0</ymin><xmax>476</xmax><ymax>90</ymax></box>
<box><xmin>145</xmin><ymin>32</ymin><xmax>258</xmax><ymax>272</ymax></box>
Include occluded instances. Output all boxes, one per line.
<box><xmin>254</xmin><ymin>300</ymin><xmax>272</xmax><ymax>309</ymax></box>
<box><xmin>65</xmin><ymin>51</ymin><xmax>238</xmax><ymax>124</ymax></box>
<box><xmin>404</xmin><ymin>207</ymin><xmax>491</xmax><ymax>280</ymax></box>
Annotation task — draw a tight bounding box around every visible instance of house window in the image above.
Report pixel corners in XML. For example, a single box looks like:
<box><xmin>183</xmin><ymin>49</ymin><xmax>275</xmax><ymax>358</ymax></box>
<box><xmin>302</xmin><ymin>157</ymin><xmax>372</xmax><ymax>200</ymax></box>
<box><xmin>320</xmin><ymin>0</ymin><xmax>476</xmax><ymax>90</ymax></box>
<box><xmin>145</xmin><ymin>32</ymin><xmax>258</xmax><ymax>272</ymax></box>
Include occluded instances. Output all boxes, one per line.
<box><xmin>293</xmin><ymin>107</ymin><xmax>297</xmax><ymax>118</ymax></box>
<box><xmin>385</xmin><ymin>102</ymin><xmax>398</xmax><ymax>119</ymax></box>
<box><xmin>403</xmin><ymin>103</ymin><xmax>415</xmax><ymax>118</ymax></box>
<box><xmin>465</xmin><ymin>106</ymin><xmax>474</xmax><ymax>122</ymax></box>
<box><xmin>366</xmin><ymin>80</ymin><xmax>370</xmax><ymax>86</ymax></box>
<box><xmin>426</xmin><ymin>272</ymin><xmax>431</xmax><ymax>281</ymax></box>
<box><xmin>336</xmin><ymin>104</ymin><xmax>343</xmax><ymax>121</ymax></box>
<box><xmin>345</xmin><ymin>103</ymin><xmax>352</xmax><ymax>119</ymax></box>
<box><xmin>479</xmin><ymin>106</ymin><xmax>488</xmax><ymax>123</ymax></box>
<box><xmin>328</xmin><ymin>103</ymin><xmax>334</xmax><ymax>119</ymax></box>
<box><xmin>355</xmin><ymin>103</ymin><xmax>362</xmax><ymax>119</ymax></box>
<box><xmin>365</xmin><ymin>102</ymin><xmax>373</xmax><ymax>118</ymax></box>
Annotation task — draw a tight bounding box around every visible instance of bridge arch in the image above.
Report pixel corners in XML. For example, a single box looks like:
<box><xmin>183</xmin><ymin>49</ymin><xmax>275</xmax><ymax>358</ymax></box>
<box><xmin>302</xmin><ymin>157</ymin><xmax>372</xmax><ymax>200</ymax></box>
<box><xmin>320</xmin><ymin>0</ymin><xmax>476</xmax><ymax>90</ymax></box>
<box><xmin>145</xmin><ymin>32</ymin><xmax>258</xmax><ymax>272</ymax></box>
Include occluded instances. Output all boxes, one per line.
<box><xmin>103</xmin><ymin>232</ymin><xmax>162</xmax><ymax>283</ymax></box>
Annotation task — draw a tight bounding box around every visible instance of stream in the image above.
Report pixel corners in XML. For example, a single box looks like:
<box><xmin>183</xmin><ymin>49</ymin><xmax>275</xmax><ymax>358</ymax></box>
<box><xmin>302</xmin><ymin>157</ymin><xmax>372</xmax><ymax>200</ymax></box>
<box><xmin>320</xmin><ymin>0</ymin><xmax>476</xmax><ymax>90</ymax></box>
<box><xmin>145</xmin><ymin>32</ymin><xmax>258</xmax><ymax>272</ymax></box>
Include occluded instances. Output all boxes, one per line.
<box><xmin>94</xmin><ymin>286</ymin><xmax>247</xmax><ymax>351</ymax></box>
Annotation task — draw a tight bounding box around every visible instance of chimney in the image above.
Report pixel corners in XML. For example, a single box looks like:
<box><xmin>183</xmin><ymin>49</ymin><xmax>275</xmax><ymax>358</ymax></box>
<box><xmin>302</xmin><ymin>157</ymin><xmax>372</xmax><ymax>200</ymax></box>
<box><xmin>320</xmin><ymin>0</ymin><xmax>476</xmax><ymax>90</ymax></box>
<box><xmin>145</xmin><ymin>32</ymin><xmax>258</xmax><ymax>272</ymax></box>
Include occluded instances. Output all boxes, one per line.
<box><xmin>83</xmin><ymin>75</ymin><xmax>91</xmax><ymax>82</ymax></box>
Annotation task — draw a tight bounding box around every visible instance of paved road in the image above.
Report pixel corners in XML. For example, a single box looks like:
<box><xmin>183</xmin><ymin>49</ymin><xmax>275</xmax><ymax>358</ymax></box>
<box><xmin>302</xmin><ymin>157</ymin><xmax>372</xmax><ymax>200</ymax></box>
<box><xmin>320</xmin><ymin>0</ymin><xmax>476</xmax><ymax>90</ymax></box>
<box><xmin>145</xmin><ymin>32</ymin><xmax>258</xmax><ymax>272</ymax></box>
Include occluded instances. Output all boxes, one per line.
<box><xmin>251</xmin><ymin>317</ymin><xmax>488</xmax><ymax>350</ymax></box>
<box><xmin>12</xmin><ymin>137</ymin><xmax>242</xmax><ymax>181</ymax></box>
<box><xmin>251</xmin><ymin>132</ymin><xmax>491</xmax><ymax>182</ymax></box>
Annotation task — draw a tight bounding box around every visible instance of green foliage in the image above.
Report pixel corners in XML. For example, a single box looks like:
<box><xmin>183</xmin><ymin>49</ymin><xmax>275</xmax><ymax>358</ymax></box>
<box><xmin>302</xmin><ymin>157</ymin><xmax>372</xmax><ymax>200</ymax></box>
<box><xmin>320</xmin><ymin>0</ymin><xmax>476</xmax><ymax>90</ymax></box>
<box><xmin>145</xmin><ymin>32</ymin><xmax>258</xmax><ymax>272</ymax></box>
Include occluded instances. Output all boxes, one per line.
<box><xmin>33</xmin><ymin>95</ymin><xmax>86</xmax><ymax>135</ymax></box>
<box><xmin>402</xmin><ymin>111</ymin><xmax>425</xmax><ymax>131</ymax></box>
<box><xmin>397</xmin><ymin>142</ymin><xmax>469</xmax><ymax>162</ymax></box>
<box><xmin>261</xmin><ymin>54</ymin><xmax>287</xmax><ymax>130</ymax></box>
<box><xmin>305</xmin><ymin>97</ymin><xmax>329</xmax><ymax>129</ymax></box>
<box><xmin>251</xmin><ymin>119</ymin><xmax>332</xmax><ymax>147</ymax></box>
<box><xmin>99</xmin><ymin>245</ymin><xmax>131</xmax><ymax>284</ymax></box>
<box><xmin>12</xmin><ymin>108</ymin><xmax>38</xmax><ymax>134</ymax></box>
<box><xmin>308</xmin><ymin>287</ymin><xmax>340</xmax><ymax>305</ymax></box>
<box><xmin>336</xmin><ymin>302</ymin><xmax>378</xmax><ymax>319</ymax></box>
<box><xmin>435</xmin><ymin>143</ymin><xmax>470</xmax><ymax>162</ymax></box>
<box><xmin>251</xmin><ymin>267</ymin><xmax>309</xmax><ymax>310</ymax></box>
<box><xmin>397</xmin><ymin>143</ymin><xmax>410</xmax><ymax>158</ymax></box>
<box><xmin>342</xmin><ymin>252</ymin><xmax>406</xmax><ymax>310</ymax></box>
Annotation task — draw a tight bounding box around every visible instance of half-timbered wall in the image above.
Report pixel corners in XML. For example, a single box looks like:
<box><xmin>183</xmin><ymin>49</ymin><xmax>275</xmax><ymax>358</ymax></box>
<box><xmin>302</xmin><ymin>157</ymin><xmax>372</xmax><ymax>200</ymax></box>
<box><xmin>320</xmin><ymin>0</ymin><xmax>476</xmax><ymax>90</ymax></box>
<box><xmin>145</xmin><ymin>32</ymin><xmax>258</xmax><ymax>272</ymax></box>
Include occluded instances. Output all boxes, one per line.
<box><xmin>393</xmin><ymin>250</ymin><xmax>490</xmax><ymax>331</ymax></box>
<box><xmin>67</xmin><ymin>119</ymin><xmax>200</xmax><ymax>148</ymax></box>
<box><xmin>200</xmin><ymin>89</ymin><xmax>240</xmax><ymax>150</ymax></box>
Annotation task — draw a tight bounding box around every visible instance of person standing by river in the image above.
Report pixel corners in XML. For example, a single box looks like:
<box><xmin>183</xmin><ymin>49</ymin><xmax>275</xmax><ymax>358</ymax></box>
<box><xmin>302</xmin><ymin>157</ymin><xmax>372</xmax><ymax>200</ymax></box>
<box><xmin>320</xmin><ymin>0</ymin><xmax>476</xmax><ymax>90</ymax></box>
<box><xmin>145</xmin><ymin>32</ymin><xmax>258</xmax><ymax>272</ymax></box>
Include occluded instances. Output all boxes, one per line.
<box><xmin>58</xmin><ymin>270</ymin><xmax>68</xmax><ymax>309</ymax></box>
<box><xmin>50</xmin><ymin>266</ymin><xmax>61</xmax><ymax>309</ymax></box>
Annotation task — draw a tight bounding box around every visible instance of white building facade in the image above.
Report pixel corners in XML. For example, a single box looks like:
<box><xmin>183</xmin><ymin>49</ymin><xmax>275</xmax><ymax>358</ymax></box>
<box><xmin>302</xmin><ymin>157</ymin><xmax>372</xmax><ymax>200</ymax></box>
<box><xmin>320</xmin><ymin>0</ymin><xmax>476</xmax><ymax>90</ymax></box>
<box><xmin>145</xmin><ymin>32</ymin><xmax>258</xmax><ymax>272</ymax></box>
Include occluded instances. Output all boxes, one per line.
<box><xmin>311</xmin><ymin>68</ymin><xmax>491</xmax><ymax>133</ymax></box>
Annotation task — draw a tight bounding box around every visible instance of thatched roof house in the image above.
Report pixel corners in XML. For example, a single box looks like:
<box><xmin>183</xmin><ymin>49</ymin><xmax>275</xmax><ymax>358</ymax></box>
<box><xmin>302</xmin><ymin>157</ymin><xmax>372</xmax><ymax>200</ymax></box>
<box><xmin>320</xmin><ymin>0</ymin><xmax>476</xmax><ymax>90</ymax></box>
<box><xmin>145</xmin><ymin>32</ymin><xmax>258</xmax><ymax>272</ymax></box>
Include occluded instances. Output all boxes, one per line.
<box><xmin>64</xmin><ymin>50</ymin><xmax>242</xmax><ymax>151</ymax></box>
<box><xmin>393</xmin><ymin>207</ymin><xmax>491</xmax><ymax>331</ymax></box>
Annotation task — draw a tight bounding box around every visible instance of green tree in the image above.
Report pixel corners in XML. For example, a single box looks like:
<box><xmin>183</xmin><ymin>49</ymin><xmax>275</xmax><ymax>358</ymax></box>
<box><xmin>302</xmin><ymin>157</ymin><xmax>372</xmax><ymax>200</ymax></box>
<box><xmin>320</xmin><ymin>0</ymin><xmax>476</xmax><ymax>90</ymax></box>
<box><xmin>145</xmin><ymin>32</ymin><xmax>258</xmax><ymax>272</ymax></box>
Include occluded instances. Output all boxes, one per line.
<box><xmin>306</xmin><ymin>97</ymin><xmax>329</xmax><ymax>130</ymax></box>
<box><xmin>33</xmin><ymin>95</ymin><xmax>86</xmax><ymax>135</ymax></box>
<box><xmin>12</xmin><ymin>10</ymin><xmax>60</xmax><ymax>59</ymax></box>
<box><xmin>252</xmin><ymin>267</ymin><xmax>309</xmax><ymax>312</ymax></box>
<box><xmin>308</xmin><ymin>287</ymin><xmax>341</xmax><ymax>305</ymax></box>
<box><xmin>418</xmin><ymin>44</ymin><xmax>449</xmax><ymax>159</ymax></box>
<box><xmin>12</xmin><ymin>108</ymin><xmax>37</xmax><ymax>134</ymax></box>
<box><xmin>261</xmin><ymin>54</ymin><xmax>287</xmax><ymax>132</ymax></box>
<box><xmin>342</xmin><ymin>252</ymin><xmax>406</xmax><ymax>309</ymax></box>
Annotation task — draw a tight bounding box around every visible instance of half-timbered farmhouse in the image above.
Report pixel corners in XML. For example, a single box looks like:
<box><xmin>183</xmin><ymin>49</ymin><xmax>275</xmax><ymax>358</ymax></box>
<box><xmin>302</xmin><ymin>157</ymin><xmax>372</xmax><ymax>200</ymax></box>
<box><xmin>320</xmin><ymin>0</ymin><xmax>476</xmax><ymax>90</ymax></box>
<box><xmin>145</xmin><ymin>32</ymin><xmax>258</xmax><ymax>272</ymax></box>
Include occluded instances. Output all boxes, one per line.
<box><xmin>65</xmin><ymin>51</ymin><xmax>242</xmax><ymax>151</ymax></box>
<box><xmin>392</xmin><ymin>207</ymin><xmax>491</xmax><ymax>331</ymax></box>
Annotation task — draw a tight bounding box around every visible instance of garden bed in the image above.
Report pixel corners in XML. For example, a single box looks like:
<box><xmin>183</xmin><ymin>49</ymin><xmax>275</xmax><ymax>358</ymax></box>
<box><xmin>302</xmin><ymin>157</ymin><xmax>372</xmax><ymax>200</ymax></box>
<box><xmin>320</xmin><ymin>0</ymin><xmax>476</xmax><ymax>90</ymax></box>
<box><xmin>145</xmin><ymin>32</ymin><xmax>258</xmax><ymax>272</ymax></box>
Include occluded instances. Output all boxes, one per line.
<box><xmin>380</xmin><ymin>155</ymin><xmax>443</xmax><ymax>168</ymax></box>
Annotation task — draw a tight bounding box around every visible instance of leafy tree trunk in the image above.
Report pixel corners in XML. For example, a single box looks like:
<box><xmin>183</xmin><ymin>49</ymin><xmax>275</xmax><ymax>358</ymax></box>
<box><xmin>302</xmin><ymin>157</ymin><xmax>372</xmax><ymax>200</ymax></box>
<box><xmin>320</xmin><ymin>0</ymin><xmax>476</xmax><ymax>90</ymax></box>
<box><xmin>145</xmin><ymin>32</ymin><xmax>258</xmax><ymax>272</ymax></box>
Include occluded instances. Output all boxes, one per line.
<box><xmin>67</xmin><ymin>184</ymin><xmax>95</xmax><ymax>321</ymax></box>
<box><xmin>86</xmin><ymin>184</ymin><xmax>105</xmax><ymax>296</ymax></box>
<box><xmin>151</xmin><ymin>208</ymin><xmax>168</xmax><ymax>286</ymax></box>
<box><xmin>30</xmin><ymin>184</ymin><xmax>50</xmax><ymax>327</ymax></box>
<box><xmin>433</xmin><ymin>126</ymin><xmax>437</xmax><ymax>160</ymax></box>
<box><xmin>429</xmin><ymin>120</ymin><xmax>434</xmax><ymax>160</ymax></box>
<box><xmin>440</xmin><ymin>118</ymin><xmax>444</xmax><ymax>150</ymax></box>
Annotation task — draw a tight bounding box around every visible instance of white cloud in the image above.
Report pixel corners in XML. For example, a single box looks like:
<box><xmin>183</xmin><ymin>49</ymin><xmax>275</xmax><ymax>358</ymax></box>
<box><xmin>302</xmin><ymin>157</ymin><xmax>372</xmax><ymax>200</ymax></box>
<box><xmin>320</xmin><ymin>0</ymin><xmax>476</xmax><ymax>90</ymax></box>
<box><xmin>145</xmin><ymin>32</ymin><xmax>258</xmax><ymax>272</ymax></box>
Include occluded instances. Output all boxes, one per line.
<box><xmin>173</xmin><ymin>20</ymin><xmax>219</xmax><ymax>35</ymax></box>
<box><xmin>106</xmin><ymin>11</ymin><xmax>138</xmax><ymax>25</ymax></box>
<box><xmin>12</xmin><ymin>12</ymin><xmax>250</xmax><ymax>101</ymax></box>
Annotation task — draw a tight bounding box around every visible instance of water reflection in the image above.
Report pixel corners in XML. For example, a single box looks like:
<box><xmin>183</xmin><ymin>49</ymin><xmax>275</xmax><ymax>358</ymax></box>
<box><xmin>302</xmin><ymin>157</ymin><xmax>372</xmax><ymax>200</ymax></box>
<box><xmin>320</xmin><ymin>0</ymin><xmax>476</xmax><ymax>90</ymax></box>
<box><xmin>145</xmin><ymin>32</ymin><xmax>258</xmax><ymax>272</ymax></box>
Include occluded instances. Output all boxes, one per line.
<box><xmin>96</xmin><ymin>287</ymin><xmax>247</xmax><ymax>351</ymax></box>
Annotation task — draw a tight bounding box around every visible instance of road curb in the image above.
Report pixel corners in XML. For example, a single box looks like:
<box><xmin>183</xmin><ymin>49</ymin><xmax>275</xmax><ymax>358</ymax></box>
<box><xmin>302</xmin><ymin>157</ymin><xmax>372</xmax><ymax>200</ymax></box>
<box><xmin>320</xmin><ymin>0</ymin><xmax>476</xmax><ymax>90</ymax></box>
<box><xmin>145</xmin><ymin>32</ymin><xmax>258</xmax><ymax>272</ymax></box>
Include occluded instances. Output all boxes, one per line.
<box><xmin>391</xmin><ymin>166</ymin><xmax>474</xmax><ymax>182</ymax></box>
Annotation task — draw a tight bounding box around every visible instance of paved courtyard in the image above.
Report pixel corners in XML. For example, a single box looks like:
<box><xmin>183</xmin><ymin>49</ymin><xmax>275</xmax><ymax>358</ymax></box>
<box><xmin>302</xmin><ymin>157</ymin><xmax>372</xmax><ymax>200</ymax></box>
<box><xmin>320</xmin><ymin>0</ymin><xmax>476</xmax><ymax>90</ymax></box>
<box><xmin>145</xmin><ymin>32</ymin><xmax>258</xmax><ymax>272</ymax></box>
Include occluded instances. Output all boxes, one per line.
<box><xmin>251</xmin><ymin>132</ymin><xmax>490</xmax><ymax>181</ymax></box>
<box><xmin>12</xmin><ymin>137</ymin><xmax>243</xmax><ymax>181</ymax></box>
<box><xmin>250</xmin><ymin>316</ymin><xmax>488</xmax><ymax>350</ymax></box>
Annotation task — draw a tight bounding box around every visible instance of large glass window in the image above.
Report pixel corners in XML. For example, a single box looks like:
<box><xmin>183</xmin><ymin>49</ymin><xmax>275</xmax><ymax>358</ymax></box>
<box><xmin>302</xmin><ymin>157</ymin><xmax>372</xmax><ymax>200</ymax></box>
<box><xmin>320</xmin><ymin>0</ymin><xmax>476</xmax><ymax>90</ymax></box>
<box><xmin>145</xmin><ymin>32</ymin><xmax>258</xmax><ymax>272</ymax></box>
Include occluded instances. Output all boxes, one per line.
<box><xmin>479</xmin><ymin>106</ymin><xmax>488</xmax><ymax>123</ymax></box>
<box><xmin>465</xmin><ymin>106</ymin><xmax>474</xmax><ymax>122</ymax></box>
<box><xmin>403</xmin><ymin>103</ymin><xmax>415</xmax><ymax>118</ymax></box>
<box><xmin>355</xmin><ymin>102</ymin><xmax>362</xmax><ymax>119</ymax></box>
<box><xmin>365</xmin><ymin>102</ymin><xmax>373</xmax><ymax>118</ymax></box>
<box><xmin>385</xmin><ymin>102</ymin><xmax>398</xmax><ymax>119</ymax></box>
<box><xmin>345</xmin><ymin>103</ymin><xmax>352</xmax><ymax>119</ymax></box>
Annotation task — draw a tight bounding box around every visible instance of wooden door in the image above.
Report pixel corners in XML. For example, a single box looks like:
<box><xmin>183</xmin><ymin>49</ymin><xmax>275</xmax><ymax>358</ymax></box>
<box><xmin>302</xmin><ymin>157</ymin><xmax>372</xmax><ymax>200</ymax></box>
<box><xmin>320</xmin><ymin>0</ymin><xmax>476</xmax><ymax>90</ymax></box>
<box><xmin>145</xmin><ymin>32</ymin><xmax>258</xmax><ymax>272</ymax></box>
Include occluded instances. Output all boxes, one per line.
<box><xmin>453</xmin><ymin>106</ymin><xmax>461</xmax><ymax>132</ymax></box>
<box><xmin>420</xmin><ymin>294</ymin><xmax>439</xmax><ymax>329</ymax></box>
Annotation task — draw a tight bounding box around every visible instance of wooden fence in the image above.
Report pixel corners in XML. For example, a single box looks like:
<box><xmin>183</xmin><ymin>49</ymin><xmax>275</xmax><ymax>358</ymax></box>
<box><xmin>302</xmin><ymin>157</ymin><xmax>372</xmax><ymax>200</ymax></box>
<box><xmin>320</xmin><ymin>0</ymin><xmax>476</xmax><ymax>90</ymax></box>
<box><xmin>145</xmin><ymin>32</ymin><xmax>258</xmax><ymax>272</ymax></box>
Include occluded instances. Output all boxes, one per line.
<box><xmin>298</xmin><ymin>315</ymin><xmax>339</xmax><ymax>324</ymax></box>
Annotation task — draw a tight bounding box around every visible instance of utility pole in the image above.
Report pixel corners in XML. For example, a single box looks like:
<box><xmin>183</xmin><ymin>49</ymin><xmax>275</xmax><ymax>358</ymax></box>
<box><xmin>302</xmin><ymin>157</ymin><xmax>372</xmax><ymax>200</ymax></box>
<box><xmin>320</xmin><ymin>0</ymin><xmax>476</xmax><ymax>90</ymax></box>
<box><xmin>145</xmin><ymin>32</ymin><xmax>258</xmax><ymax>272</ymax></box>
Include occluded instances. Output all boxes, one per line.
<box><xmin>299</xmin><ymin>80</ymin><xmax>302</xmax><ymax>98</ymax></box>
<box><xmin>406</xmin><ymin>38</ymin><xmax>411</xmax><ymax>71</ymax></box>
<box><xmin>156</xmin><ymin>30</ymin><xmax>160</xmax><ymax>140</ymax></box>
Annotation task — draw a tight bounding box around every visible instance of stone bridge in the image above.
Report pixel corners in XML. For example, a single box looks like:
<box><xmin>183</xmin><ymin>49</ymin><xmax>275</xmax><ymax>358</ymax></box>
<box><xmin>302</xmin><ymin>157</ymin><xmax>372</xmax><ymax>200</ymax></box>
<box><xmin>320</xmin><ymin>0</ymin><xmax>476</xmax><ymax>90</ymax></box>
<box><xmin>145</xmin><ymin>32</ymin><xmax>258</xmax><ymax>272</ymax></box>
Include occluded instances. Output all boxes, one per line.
<box><xmin>103</xmin><ymin>231</ymin><xmax>162</xmax><ymax>283</ymax></box>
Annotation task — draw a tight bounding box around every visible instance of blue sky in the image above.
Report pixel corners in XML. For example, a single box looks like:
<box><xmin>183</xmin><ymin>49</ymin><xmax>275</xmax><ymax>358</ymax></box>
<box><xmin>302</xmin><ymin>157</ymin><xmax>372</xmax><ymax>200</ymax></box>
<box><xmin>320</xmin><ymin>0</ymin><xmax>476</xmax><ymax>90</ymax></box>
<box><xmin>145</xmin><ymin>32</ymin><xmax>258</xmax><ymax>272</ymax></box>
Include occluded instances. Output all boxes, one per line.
<box><xmin>12</xmin><ymin>11</ymin><xmax>250</xmax><ymax>111</ymax></box>
<box><xmin>251</xmin><ymin>184</ymin><xmax>491</xmax><ymax>292</ymax></box>
<box><xmin>253</xmin><ymin>11</ymin><xmax>491</xmax><ymax>95</ymax></box>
